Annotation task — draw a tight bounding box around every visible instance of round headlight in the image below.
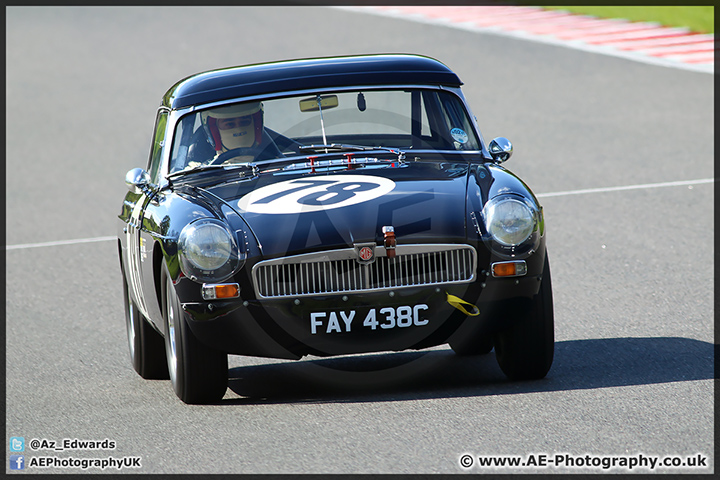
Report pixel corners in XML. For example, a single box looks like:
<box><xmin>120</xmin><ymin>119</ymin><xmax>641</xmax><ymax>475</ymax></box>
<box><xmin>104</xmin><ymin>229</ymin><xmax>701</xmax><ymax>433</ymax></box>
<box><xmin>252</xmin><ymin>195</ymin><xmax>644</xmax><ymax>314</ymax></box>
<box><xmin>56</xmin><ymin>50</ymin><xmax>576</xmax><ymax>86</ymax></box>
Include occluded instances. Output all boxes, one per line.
<box><xmin>483</xmin><ymin>197</ymin><xmax>536</xmax><ymax>246</ymax></box>
<box><xmin>178</xmin><ymin>219</ymin><xmax>242</xmax><ymax>282</ymax></box>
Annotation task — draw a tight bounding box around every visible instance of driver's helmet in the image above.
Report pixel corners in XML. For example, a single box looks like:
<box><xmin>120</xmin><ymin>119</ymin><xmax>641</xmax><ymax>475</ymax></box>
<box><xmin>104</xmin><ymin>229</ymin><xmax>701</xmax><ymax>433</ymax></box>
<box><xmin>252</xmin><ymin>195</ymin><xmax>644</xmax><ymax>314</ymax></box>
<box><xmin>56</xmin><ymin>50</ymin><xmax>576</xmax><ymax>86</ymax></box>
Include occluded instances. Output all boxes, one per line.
<box><xmin>200</xmin><ymin>102</ymin><xmax>264</xmax><ymax>153</ymax></box>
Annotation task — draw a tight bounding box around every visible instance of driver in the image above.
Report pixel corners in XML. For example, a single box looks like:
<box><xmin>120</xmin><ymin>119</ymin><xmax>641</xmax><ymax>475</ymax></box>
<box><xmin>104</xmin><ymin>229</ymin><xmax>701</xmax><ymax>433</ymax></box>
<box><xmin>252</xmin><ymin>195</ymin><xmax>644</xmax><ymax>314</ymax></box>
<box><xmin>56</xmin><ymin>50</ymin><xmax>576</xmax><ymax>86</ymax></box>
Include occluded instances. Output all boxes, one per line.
<box><xmin>200</xmin><ymin>102</ymin><xmax>265</xmax><ymax>163</ymax></box>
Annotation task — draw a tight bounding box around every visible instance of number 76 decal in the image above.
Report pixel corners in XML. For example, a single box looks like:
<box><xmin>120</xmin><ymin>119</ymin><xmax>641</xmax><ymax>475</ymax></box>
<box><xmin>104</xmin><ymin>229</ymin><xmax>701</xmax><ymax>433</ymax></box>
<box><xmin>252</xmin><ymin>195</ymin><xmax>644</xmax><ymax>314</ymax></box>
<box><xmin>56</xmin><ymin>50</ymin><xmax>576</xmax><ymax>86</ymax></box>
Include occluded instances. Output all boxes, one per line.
<box><xmin>237</xmin><ymin>175</ymin><xmax>396</xmax><ymax>214</ymax></box>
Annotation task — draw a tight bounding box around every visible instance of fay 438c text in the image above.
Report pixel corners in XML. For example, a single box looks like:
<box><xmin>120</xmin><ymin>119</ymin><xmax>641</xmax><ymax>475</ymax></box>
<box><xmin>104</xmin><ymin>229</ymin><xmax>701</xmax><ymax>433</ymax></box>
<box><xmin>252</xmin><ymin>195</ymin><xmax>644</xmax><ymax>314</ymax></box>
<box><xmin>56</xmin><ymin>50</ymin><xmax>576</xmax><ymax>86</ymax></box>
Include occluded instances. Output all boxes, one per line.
<box><xmin>310</xmin><ymin>304</ymin><xmax>429</xmax><ymax>335</ymax></box>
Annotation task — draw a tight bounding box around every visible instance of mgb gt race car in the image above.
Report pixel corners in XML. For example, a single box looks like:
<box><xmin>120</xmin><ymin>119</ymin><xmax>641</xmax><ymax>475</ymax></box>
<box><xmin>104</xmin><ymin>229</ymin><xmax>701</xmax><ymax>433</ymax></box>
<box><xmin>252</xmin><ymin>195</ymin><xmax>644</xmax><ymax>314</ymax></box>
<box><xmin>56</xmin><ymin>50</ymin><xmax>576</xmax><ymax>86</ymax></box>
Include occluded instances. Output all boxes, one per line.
<box><xmin>118</xmin><ymin>54</ymin><xmax>553</xmax><ymax>404</ymax></box>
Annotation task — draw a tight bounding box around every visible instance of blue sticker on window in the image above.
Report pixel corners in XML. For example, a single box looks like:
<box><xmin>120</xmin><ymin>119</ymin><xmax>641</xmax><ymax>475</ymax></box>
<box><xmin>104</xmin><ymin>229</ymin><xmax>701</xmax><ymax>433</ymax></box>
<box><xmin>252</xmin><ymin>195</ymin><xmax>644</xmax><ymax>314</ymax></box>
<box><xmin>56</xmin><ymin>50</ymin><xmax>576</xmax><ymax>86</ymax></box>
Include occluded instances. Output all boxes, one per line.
<box><xmin>451</xmin><ymin>128</ymin><xmax>468</xmax><ymax>144</ymax></box>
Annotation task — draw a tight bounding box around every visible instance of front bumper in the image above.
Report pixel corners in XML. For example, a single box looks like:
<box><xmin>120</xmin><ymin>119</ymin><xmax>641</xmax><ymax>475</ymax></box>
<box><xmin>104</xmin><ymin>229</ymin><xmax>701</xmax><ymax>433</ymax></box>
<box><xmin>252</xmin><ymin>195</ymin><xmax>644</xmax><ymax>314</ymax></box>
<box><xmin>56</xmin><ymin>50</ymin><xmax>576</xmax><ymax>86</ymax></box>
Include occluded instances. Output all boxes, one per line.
<box><xmin>179</xmin><ymin>257</ymin><xmax>544</xmax><ymax>358</ymax></box>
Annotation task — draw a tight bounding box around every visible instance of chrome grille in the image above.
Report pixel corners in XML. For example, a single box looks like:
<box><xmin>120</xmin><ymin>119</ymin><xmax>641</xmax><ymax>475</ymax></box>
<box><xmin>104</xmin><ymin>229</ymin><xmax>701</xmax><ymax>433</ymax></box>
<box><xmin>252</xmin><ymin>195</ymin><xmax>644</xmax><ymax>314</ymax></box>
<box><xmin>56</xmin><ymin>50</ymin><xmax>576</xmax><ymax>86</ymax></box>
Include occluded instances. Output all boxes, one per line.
<box><xmin>252</xmin><ymin>244</ymin><xmax>476</xmax><ymax>299</ymax></box>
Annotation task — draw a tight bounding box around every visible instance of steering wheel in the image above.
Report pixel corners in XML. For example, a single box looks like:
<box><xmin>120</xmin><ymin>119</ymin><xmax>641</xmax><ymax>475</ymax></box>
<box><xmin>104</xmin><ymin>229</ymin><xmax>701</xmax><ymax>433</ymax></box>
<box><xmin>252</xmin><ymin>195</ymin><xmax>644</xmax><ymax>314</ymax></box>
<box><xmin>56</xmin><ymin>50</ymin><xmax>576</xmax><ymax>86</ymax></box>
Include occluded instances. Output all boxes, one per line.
<box><xmin>208</xmin><ymin>147</ymin><xmax>258</xmax><ymax>165</ymax></box>
<box><xmin>267</xmin><ymin>129</ymin><xmax>304</xmax><ymax>154</ymax></box>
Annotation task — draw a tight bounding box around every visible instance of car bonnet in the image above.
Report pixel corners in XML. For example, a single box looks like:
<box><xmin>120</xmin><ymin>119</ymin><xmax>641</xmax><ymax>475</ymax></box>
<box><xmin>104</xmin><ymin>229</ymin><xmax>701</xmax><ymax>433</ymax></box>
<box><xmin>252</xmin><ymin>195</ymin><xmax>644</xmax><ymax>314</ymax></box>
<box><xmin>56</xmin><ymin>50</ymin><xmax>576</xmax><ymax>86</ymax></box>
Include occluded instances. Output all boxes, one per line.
<box><xmin>206</xmin><ymin>161</ymin><xmax>470</xmax><ymax>258</ymax></box>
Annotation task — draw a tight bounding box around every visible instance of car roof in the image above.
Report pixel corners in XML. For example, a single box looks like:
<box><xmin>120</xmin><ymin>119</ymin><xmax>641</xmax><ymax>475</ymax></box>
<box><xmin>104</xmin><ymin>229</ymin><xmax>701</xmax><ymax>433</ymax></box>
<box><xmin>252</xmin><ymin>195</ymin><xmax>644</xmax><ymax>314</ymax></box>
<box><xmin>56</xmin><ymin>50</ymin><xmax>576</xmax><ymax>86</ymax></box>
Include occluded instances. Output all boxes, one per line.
<box><xmin>162</xmin><ymin>54</ymin><xmax>463</xmax><ymax>110</ymax></box>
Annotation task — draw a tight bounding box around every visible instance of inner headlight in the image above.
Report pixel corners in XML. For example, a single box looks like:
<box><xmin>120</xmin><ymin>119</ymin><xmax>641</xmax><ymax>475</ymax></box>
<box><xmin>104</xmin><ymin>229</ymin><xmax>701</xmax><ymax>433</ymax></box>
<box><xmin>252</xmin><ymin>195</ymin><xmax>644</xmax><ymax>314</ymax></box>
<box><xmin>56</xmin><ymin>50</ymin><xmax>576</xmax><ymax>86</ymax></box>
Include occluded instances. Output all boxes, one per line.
<box><xmin>178</xmin><ymin>219</ymin><xmax>244</xmax><ymax>282</ymax></box>
<box><xmin>482</xmin><ymin>196</ymin><xmax>536</xmax><ymax>247</ymax></box>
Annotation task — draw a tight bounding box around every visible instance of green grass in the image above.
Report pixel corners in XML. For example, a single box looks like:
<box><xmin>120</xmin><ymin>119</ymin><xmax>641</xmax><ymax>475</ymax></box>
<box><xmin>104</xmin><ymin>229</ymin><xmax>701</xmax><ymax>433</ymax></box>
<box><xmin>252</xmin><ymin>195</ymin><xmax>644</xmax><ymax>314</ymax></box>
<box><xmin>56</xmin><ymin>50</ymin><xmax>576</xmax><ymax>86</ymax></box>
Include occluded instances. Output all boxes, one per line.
<box><xmin>543</xmin><ymin>6</ymin><xmax>714</xmax><ymax>34</ymax></box>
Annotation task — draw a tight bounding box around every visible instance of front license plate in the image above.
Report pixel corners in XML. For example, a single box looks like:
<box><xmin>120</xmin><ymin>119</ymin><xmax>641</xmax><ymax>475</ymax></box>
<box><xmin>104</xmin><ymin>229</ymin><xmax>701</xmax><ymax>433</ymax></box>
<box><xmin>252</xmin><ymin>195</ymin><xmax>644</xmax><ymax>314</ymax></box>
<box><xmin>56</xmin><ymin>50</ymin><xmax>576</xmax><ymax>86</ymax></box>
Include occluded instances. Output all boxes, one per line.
<box><xmin>310</xmin><ymin>304</ymin><xmax>429</xmax><ymax>335</ymax></box>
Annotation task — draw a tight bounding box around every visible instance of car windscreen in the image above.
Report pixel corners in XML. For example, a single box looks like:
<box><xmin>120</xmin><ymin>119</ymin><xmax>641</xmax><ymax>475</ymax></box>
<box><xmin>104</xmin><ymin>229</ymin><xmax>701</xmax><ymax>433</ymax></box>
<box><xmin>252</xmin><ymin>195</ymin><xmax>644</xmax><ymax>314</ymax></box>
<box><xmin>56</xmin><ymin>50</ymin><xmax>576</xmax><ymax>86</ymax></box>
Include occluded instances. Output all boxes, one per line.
<box><xmin>169</xmin><ymin>89</ymin><xmax>480</xmax><ymax>174</ymax></box>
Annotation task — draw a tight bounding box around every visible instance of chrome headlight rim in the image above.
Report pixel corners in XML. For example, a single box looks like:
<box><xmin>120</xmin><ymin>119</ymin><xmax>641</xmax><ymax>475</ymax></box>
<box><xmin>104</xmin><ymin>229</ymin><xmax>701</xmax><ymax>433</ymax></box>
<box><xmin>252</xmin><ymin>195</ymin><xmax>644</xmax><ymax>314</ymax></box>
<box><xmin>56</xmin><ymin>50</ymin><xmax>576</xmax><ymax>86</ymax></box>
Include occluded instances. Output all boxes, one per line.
<box><xmin>481</xmin><ymin>194</ymin><xmax>540</xmax><ymax>250</ymax></box>
<box><xmin>178</xmin><ymin>218</ymin><xmax>244</xmax><ymax>283</ymax></box>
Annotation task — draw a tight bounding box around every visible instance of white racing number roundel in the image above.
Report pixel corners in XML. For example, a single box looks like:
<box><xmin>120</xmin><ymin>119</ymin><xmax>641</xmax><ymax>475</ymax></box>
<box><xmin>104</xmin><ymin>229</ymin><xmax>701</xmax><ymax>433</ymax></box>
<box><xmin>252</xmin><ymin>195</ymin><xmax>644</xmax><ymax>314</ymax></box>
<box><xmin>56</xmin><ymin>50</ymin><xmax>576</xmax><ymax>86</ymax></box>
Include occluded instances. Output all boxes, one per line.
<box><xmin>237</xmin><ymin>175</ymin><xmax>396</xmax><ymax>214</ymax></box>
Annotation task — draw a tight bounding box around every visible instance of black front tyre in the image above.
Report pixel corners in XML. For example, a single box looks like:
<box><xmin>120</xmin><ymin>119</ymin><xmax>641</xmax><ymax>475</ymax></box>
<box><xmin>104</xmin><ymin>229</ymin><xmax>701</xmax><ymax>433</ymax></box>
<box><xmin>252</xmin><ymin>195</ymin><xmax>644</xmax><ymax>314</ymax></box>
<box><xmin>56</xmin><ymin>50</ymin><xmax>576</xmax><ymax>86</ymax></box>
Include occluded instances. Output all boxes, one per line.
<box><xmin>493</xmin><ymin>252</ymin><xmax>554</xmax><ymax>380</ymax></box>
<box><xmin>163</xmin><ymin>271</ymin><xmax>228</xmax><ymax>404</ymax></box>
<box><xmin>123</xmin><ymin>273</ymin><xmax>168</xmax><ymax>379</ymax></box>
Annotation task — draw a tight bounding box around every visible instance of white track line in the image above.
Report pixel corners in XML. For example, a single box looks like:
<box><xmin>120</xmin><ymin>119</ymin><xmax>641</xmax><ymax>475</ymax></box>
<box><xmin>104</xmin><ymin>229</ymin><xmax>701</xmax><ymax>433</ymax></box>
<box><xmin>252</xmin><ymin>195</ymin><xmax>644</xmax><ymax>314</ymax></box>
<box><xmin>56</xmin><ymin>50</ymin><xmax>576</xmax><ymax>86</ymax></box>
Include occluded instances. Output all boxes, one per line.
<box><xmin>5</xmin><ymin>236</ymin><xmax>116</xmax><ymax>251</ymax></box>
<box><xmin>536</xmin><ymin>178</ymin><xmax>714</xmax><ymax>198</ymax></box>
<box><xmin>5</xmin><ymin>179</ymin><xmax>713</xmax><ymax>251</ymax></box>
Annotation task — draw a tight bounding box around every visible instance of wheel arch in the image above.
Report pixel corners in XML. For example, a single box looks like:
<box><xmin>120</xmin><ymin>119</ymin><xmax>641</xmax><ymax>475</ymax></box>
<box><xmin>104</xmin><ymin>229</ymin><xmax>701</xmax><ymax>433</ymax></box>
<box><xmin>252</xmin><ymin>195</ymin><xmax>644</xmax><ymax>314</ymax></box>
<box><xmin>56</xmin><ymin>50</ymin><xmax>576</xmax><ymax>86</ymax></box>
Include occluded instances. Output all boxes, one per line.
<box><xmin>117</xmin><ymin>238</ymin><xmax>126</xmax><ymax>278</ymax></box>
<box><xmin>153</xmin><ymin>239</ymin><xmax>169</xmax><ymax>321</ymax></box>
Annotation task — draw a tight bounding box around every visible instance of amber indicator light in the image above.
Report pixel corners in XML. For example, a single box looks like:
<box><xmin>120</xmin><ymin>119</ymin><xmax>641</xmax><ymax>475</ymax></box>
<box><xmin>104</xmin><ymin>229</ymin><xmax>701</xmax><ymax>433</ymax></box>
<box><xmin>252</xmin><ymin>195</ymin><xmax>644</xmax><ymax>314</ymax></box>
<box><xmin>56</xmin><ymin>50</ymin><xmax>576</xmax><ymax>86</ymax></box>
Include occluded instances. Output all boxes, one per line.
<box><xmin>214</xmin><ymin>284</ymin><xmax>240</xmax><ymax>299</ymax></box>
<box><xmin>203</xmin><ymin>283</ymin><xmax>240</xmax><ymax>300</ymax></box>
<box><xmin>493</xmin><ymin>263</ymin><xmax>517</xmax><ymax>277</ymax></box>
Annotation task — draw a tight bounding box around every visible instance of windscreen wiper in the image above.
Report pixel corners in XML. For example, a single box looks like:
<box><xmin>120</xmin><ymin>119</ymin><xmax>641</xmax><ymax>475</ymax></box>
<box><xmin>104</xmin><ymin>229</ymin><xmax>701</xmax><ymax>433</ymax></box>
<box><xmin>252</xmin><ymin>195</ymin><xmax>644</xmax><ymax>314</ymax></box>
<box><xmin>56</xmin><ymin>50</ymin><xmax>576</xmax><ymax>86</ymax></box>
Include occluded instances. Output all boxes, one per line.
<box><xmin>298</xmin><ymin>144</ymin><xmax>367</xmax><ymax>153</ymax></box>
<box><xmin>166</xmin><ymin>163</ymin><xmax>256</xmax><ymax>180</ymax></box>
<box><xmin>298</xmin><ymin>144</ymin><xmax>405</xmax><ymax>159</ymax></box>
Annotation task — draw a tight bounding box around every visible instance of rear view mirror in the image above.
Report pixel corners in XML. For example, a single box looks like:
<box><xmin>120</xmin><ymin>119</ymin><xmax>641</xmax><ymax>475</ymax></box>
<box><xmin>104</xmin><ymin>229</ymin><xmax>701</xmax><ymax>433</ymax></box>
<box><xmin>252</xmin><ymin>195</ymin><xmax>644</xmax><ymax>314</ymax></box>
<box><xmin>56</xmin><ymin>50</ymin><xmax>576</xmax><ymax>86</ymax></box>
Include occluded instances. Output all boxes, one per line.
<box><xmin>299</xmin><ymin>95</ymin><xmax>339</xmax><ymax>112</ymax></box>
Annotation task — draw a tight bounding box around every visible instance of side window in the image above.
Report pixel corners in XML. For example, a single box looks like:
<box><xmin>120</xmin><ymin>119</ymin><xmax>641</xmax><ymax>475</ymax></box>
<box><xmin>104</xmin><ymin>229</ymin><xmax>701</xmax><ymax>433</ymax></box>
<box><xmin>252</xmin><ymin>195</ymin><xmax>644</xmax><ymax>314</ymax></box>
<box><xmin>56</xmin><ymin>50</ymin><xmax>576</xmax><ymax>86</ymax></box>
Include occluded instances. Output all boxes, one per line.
<box><xmin>439</xmin><ymin>94</ymin><xmax>480</xmax><ymax>151</ymax></box>
<box><xmin>146</xmin><ymin>110</ymin><xmax>169</xmax><ymax>183</ymax></box>
<box><xmin>420</xmin><ymin>91</ymin><xmax>480</xmax><ymax>151</ymax></box>
<box><xmin>419</xmin><ymin>91</ymin><xmax>450</xmax><ymax>148</ymax></box>
<box><xmin>169</xmin><ymin>113</ymin><xmax>202</xmax><ymax>173</ymax></box>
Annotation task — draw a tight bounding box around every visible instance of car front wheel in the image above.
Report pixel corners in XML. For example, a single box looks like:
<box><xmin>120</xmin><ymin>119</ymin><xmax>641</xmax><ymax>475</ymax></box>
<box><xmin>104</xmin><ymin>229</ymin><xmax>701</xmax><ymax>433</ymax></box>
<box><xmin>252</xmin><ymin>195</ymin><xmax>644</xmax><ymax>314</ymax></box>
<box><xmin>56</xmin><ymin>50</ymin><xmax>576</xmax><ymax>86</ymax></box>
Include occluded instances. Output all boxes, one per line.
<box><xmin>163</xmin><ymin>271</ymin><xmax>228</xmax><ymax>404</ymax></box>
<box><xmin>493</xmin><ymin>251</ymin><xmax>554</xmax><ymax>380</ymax></box>
<box><xmin>123</xmin><ymin>273</ymin><xmax>168</xmax><ymax>379</ymax></box>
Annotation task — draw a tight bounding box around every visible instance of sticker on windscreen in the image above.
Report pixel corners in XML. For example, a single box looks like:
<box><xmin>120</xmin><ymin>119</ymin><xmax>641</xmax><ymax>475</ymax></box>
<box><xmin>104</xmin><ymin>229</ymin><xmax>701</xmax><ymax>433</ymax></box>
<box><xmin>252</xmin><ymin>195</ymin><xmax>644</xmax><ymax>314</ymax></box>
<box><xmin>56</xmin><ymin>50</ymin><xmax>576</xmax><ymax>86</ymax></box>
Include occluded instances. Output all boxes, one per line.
<box><xmin>451</xmin><ymin>128</ymin><xmax>469</xmax><ymax>144</ymax></box>
<box><xmin>237</xmin><ymin>175</ymin><xmax>396</xmax><ymax>214</ymax></box>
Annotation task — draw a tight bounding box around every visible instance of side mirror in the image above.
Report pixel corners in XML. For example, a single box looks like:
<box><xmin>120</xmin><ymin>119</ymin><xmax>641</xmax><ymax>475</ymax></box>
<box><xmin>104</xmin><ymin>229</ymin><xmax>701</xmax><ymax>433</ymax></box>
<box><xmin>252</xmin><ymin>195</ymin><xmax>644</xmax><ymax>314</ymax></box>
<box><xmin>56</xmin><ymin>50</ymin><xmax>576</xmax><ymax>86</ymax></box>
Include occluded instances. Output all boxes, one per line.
<box><xmin>488</xmin><ymin>137</ymin><xmax>513</xmax><ymax>163</ymax></box>
<box><xmin>125</xmin><ymin>168</ymin><xmax>152</xmax><ymax>194</ymax></box>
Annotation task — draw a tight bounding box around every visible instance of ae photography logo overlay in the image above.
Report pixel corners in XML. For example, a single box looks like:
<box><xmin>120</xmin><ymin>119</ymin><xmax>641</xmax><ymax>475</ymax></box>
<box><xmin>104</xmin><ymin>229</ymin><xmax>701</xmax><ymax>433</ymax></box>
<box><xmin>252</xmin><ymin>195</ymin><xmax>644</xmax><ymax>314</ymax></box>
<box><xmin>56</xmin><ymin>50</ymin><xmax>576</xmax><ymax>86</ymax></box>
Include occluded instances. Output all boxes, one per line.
<box><xmin>458</xmin><ymin>452</ymin><xmax>710</xmax><ymax>472</ymax></box>
<box><xmin>8</xmin><ymin>436</ymin><xmax>142</xmax><ymax>472</ymax></box>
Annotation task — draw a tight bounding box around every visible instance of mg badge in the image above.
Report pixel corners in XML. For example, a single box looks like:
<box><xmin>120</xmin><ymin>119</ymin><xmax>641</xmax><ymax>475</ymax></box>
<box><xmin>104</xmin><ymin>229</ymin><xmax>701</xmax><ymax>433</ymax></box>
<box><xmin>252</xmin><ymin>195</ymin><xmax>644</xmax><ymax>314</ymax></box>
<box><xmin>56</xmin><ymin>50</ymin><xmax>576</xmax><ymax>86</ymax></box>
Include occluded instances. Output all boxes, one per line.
<box><xmin>354</xmin><ymin>243</ymin><xmax>376</xmax><ymax>265</ymax></box>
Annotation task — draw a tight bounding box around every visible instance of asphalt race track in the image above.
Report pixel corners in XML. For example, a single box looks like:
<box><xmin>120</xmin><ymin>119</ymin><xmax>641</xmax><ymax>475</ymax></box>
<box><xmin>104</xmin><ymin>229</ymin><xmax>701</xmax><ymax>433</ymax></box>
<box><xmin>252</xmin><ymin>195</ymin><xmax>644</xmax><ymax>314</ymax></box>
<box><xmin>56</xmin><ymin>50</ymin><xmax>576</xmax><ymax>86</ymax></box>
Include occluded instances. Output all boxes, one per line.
<box><xmin>5</xmin><ymin>6</ymin><xmax>714</xmax><ymax>474</ymax></box>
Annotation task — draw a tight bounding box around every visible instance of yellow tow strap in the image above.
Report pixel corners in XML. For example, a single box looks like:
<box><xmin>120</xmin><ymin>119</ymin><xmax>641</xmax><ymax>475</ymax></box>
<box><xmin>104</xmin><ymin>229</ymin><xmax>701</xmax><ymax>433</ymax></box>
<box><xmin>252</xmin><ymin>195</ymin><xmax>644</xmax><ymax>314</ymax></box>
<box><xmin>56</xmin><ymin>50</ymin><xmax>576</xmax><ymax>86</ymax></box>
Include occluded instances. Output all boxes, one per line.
<box><xmin>446</xmin><ymin>292</ymin><xmax>480</xmax><ymax>316</ymax></box>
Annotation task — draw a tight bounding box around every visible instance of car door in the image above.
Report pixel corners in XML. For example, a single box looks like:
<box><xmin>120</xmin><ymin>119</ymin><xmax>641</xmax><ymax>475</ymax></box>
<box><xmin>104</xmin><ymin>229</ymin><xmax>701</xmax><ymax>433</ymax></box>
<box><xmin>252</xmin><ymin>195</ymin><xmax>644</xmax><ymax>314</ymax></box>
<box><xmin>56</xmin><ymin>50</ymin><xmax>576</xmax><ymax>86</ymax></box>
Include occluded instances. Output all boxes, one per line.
<box><xmin>125</xmin><ymin>109</ymin><xmax>169</xmax><ymax>322</ymax></box>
